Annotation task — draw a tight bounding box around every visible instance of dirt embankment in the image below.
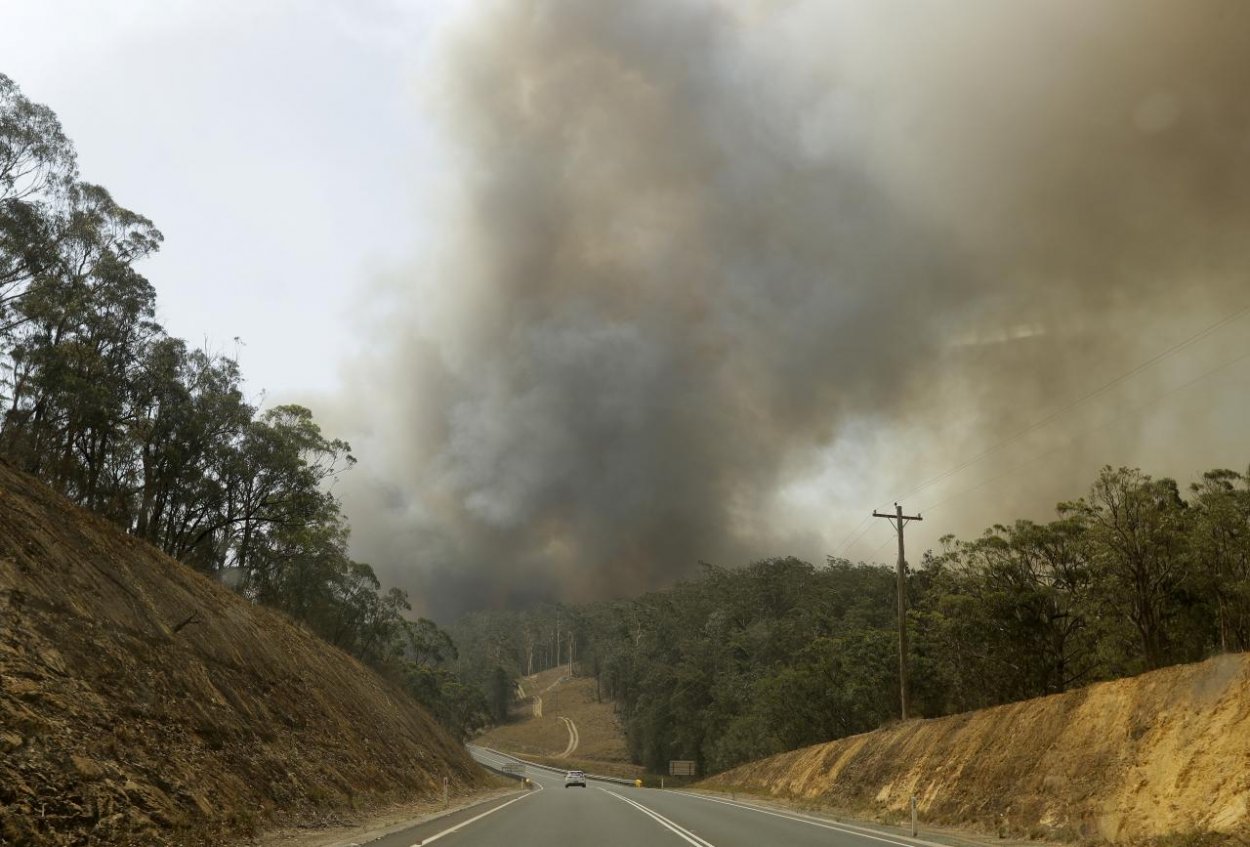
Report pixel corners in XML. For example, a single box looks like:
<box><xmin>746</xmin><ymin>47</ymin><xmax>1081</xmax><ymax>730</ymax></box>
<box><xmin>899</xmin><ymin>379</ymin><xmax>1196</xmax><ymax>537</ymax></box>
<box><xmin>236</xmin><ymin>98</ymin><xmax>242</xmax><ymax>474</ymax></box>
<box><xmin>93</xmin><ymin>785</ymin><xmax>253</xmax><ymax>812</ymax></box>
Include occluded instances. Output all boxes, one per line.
<box><xmin>702</xmin><ymin>654</ymin><xmax>1250</xmax><ymax>843</ymax></box>
<box><xmin>0</xmin><ymin>461</ymin><xmax>489</xmax><ymax>846</ymax></box>
<box><xmin>474</xmin><ymin>667</ymin><xmax>642</xmax><ymax>779</ymax></box>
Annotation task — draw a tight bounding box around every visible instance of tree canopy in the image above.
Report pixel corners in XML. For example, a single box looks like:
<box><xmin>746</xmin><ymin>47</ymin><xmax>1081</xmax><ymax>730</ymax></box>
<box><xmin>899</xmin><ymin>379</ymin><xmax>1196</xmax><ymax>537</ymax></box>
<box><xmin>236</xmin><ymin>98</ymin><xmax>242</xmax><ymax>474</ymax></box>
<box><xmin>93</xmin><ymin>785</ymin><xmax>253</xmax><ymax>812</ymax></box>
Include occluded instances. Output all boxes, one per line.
<box><xmin>0</xmin><ymin>72</ymin><xmax>488</xmax><ymax>739</ymax></box>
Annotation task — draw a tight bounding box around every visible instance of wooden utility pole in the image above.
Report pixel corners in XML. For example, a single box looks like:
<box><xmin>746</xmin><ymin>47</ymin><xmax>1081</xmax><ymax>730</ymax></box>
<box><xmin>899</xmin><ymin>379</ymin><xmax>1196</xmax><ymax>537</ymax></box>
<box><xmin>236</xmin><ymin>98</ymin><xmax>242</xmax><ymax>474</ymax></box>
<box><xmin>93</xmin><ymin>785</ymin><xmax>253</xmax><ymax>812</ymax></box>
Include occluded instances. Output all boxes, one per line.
<box><xmin>872</xmin><ymin>503</ymin><xmax>922</xmax><ymax>720</ymax></box>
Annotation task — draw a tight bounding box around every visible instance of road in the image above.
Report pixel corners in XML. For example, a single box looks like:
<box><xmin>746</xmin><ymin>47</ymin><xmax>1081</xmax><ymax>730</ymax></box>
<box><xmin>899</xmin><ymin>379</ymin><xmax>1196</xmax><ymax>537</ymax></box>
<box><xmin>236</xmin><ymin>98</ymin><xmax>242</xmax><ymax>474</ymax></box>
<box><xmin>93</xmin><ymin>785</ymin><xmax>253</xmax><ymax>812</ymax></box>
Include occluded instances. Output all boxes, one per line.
<box><xmin>529</xmin><ymin>673</ymin><xmax>568</xmax><ymax>718</ymax></box>
<box><xmin>555</xmin><ymin>715</ymin><xmax>579</xmax><ymax>756</ymax></box>
<box><xmin>356</xmin><ymin>747</ymin><xmax>936</xmax><ymax>847</ymax></box>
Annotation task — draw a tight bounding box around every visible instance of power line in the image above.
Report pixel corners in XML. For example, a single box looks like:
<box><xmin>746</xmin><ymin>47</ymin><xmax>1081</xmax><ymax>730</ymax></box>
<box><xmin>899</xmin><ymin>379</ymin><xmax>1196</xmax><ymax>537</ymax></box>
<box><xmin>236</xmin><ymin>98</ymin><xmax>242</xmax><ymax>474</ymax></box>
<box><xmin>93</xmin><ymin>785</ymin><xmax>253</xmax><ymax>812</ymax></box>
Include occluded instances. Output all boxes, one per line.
<box><xmin>839</xmin><ymin>508</ymin><xmax>896</xmax><ymax>560</ymax></box>
<box><xmin>918</xmin><ymin>345</ymin><xmax>1250</xmax><ymax>516</ymax></box>
<box><xmin>831</xmin><ymin>304</ymin><xmax>1248</xmax><ymax>564</ymax></box>
<box><xmin>831</xmin><ymin>512</ymin><xmax>875</xmax><ymax>559</ymax></box>
<box><xmin>835</xmin><ymin>510</ymin><xmax>887</xmax><ymax>558</ymax></box>
<box><xmin>851</xmin><ymin>345</ymin><xmax>1250</xmax><ymax>561</ymax></box>
<box><xmin>872</xmin><ymin>530</ymin><xmax>898</xmax><ymax>554</ymax></box>
<box><xmin>893</xmin><ymin>304</ymin><xmax>1250</xmax><ymax>503</ymax></box>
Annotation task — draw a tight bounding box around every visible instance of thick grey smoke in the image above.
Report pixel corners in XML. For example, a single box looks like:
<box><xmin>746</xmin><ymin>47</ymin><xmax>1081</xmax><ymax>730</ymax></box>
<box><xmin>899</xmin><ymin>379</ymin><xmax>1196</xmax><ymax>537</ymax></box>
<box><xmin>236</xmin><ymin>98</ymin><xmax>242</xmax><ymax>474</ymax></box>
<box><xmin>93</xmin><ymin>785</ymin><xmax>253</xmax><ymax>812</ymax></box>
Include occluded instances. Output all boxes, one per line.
<box><xmin>333</xmin><ymin>0</ymin><xmax>1250</xmax><ymax>619</ymax></box>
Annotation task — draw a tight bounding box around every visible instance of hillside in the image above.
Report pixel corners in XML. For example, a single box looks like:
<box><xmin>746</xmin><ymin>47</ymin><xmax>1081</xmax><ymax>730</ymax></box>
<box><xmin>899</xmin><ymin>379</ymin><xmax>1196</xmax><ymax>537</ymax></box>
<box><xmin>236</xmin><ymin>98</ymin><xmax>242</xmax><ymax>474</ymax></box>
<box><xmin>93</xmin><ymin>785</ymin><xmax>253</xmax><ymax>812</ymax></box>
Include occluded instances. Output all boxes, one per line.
<box><xmin>0</xmin><ymin>461</ymin><xmax>489</xmax><ymax>846</ymax></box>
<box><xmin>473</xmin><ymin>667</ymin><xmax>642</xmax><ymax>779</ymax></box>
<box><xmin>702</xmin><ymin>653</ymin><xmax>1250</xmax><ymax>844</ymax></box>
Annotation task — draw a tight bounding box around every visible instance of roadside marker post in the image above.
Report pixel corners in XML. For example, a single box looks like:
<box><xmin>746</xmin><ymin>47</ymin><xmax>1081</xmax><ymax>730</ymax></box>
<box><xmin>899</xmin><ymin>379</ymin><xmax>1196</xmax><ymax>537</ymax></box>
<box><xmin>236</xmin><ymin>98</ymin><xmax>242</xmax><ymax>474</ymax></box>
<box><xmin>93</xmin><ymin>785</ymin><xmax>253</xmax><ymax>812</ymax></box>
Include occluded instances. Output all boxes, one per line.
<box><xmin>910</xmin><ymin>795</ymin><xmax>917</xmax><ymax>837</ymax></box>
<box><xmin>442</xmin><ymin>776</ymin><xmax>449</xmax><ymax>808</ymax></box>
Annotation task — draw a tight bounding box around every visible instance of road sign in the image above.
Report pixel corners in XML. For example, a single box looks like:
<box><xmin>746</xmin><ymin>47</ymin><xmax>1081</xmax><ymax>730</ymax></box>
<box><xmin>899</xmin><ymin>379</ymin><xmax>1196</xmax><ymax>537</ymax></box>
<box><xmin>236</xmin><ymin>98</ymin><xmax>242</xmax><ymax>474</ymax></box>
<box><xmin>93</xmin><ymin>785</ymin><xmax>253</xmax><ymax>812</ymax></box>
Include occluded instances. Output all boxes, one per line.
<box><xmin>501</xmin><ymin>762</ymin><xmax>525</xmax><ymax>775</ymax></box>
<box><xmin>668</xmin><ymin>760</ymin><xmax>696</xmax><ymax>776</ymax></box>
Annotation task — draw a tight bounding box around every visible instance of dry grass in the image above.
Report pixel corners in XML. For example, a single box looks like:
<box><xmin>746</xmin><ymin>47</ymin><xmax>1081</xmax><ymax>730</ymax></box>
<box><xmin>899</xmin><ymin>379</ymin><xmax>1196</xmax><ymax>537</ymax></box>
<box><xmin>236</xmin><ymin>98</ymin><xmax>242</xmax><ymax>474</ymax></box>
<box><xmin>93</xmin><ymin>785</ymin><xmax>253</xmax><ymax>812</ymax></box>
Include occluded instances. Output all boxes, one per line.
<box><xmin>476</xmin><ymin>669</ymin><xmax>638</xmax><ymax>775</ymax></box>
<box><xmin>475</xmin><ymin>715</ymin><xmax>572</xmax><ymax>757</ymax></box>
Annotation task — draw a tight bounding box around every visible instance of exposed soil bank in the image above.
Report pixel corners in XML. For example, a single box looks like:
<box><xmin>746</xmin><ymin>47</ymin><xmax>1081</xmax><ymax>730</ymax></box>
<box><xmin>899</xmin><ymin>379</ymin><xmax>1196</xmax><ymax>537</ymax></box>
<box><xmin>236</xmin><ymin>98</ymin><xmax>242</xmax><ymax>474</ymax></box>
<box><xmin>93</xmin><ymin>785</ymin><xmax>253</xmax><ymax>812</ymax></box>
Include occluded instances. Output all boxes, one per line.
<box><xmin>0</xmin><ymin>460</ymin><xmax>488</xmax><ymax>846</ymax></box>
<box><xmin>702</xmin><ymin>654</ymin><xmax>1250</xmax><ymax>843</ymax></box>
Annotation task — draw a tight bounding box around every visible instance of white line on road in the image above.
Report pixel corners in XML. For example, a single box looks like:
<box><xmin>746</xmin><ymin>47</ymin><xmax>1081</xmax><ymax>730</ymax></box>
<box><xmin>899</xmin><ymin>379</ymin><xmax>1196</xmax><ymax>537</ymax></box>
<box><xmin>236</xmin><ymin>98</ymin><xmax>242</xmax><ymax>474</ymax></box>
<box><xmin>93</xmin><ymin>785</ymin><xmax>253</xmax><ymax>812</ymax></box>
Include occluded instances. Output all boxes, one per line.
<box><xmin>412</xmin><ymin>783</ymin><xmax>541</xmax><ymax>846</ymax></box>
<box><xmin>602</xmin><ymin>789</ymin><xmax>718</xmax><ymax>847</ymax></box>
<box><xmin>673</xmin><ymin>791</ymin><xmax>939</xmax><ymax>847</ymax></box>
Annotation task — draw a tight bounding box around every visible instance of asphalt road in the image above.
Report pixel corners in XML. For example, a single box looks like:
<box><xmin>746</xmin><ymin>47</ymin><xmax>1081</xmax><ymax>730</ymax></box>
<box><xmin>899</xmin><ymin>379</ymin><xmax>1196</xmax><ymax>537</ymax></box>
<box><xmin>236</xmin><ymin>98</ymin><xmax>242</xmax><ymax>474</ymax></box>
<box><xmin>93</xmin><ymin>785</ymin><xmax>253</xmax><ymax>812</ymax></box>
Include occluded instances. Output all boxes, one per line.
<box><xmin>358</xmin><ymin>747</ymin><xmax>937</xmax><ymax>847</ymax></box>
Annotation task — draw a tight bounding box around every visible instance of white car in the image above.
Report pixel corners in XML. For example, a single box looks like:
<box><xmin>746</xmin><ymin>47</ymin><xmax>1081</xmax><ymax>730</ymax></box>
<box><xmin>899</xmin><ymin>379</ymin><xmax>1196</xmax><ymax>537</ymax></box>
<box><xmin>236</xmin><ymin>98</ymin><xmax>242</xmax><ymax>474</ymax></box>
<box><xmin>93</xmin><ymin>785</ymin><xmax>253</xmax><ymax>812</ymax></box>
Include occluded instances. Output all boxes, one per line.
<box><xmin>564</xmin><ymin>770</ymin><xmax>587</xmax><ymax>788</ymax></box>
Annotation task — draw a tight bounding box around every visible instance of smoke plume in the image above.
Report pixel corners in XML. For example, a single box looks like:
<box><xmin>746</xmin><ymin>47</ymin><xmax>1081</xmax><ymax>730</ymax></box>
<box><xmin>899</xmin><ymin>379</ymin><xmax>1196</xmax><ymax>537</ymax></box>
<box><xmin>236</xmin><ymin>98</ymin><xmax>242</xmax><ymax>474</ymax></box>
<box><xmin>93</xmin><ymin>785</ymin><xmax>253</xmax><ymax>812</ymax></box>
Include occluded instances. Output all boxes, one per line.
<box><xmin>332</xmin><ymin>0</ymin><xmax>1250</xmax><ymax>619</ymax></box>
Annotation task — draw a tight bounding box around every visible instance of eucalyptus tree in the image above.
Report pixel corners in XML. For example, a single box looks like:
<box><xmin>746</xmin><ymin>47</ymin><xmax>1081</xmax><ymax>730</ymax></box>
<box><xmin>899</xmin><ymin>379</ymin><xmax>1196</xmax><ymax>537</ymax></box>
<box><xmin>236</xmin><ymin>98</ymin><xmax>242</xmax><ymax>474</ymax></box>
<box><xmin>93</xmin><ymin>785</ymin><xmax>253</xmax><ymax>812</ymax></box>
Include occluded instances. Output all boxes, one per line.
<box><xmin>919</xmin><ymin>517</ymin><xmax>1094</xmax><ymax>707</ymax></box>
<box><xmin>129</xmin><ymin>341</ymin><xmax>251</xmax><ymax>561</ymax></box>
<box><xmin>1189</xmin><ymin>468</ymin><xmax>1250</xmax><ymax>652</ymax></box>
<box><xmin>0</xmin><ymin>185</ymin><xmax>162</xmax><ymax>506</ymax></box>
<box><xmin>0</xmin><ymin>72</ymin><xmax>77</xmax><ymax>313</ymax></box>
<box><xmin>1060</xmin><ymin>466</ymin><xmax>1196</xmax><ymax>671</ymax></box>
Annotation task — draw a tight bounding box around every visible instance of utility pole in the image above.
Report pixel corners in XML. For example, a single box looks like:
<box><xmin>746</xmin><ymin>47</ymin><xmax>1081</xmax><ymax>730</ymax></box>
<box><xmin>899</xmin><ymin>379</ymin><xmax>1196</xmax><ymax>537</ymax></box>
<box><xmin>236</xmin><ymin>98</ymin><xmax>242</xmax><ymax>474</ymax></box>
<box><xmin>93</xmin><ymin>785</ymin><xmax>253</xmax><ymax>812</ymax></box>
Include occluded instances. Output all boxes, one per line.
<box><xmin>872</xmin><ymin>503</ymin><xmax>922</xmax><ymax>720</ymax></box>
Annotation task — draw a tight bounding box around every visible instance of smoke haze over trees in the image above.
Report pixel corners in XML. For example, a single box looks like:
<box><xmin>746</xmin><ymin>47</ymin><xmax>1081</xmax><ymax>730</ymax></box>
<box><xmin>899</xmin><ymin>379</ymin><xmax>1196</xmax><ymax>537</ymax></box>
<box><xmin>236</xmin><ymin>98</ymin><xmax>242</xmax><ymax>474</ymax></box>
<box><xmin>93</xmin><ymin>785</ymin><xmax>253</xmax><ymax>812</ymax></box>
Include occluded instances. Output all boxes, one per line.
<box><xmin>335</xmin><ymin>0</ymin><xmax>1250</xmax><ymax>618</ymax></box>
<box><xmin>453</xmin><ymin>461</ymin><xmax>1250</xmax><ymax>774</ymax></box>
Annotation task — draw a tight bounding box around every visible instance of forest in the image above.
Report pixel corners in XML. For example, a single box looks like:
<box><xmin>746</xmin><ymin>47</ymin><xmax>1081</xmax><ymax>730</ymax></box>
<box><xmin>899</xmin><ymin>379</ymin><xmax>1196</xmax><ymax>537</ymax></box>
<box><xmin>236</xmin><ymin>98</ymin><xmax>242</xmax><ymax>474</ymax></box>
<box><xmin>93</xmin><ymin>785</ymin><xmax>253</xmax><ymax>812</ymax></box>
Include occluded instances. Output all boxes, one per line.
<box><xmin>453</xmin><ymin>463</ymin><xmax>1250</xmax><ymax>774</ymax></box>
<box><xmin>0</xmin><ymin>73</ymin><xmax>489</xmax><ymax>737</ymax></box>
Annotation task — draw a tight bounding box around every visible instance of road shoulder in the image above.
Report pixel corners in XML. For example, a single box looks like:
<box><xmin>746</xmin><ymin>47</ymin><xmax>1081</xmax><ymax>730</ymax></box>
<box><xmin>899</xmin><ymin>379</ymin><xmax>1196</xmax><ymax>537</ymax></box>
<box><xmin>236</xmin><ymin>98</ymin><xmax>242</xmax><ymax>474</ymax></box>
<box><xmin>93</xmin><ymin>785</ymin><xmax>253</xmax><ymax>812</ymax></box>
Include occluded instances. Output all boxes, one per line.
<box><xmin>246</xmin><ymin>785</ymin><xmax>525</xmax><ymax>847</ymax></box>
<box><xmin>677</xmin><ymin>788</ymin><xmax>1054</xmax><ymax>847</ymax></box>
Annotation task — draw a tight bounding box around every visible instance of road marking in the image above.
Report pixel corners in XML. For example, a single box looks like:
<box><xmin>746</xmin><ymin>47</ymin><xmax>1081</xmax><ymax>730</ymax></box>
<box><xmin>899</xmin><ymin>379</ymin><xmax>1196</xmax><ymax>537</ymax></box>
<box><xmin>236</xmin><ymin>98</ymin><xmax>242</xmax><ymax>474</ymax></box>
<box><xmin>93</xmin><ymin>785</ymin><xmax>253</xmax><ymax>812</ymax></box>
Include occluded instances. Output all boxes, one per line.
<box><xmin>602</xmin><ymin>789</ymin><xmax>717</xmax><ymax>847</ymax></box>
<box><xmin>673</xmin><ymin>791</ymin><xmax>934</xmax><ymax>847</ymax></box>
<box><xmin>411</xmin><ymin>784</ymin><xmax>540</xmax><ymax>846</ymax></box>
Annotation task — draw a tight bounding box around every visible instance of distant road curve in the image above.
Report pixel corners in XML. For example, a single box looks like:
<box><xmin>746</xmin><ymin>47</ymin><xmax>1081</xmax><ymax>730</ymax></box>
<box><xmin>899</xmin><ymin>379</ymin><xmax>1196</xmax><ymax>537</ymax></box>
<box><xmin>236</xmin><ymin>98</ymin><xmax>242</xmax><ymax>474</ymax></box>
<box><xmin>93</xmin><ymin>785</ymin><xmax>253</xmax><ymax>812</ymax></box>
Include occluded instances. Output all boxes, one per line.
<box><xmin>523</xmin><ymin>673</ymin><xmax>569</xmax><ymax>719</ymax></box>
<box><xmin>556</xmin><ymin>715</ymin><xmax>580</xmax><ymax>758</ymax></box>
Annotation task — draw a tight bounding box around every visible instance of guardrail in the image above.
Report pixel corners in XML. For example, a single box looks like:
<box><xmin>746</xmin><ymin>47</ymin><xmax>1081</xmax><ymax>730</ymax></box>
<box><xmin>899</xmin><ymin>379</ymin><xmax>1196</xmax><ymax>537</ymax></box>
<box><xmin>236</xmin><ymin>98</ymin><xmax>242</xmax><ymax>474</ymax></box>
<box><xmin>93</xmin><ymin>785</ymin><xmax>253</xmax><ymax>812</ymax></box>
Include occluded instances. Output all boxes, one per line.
<box><xmin>468</xmin><ymin>745</ymin><xmax>637</xmax><ymax>786</ymax></box>
<box><xmin>471</xmin><ymin>754</ymin><xmax>531</xmax><ymax>784</ymax></box>
<box><xmin>478</xmin><ymin>764</ymin><xmax>528</xmax><ymax>782</ymax></box>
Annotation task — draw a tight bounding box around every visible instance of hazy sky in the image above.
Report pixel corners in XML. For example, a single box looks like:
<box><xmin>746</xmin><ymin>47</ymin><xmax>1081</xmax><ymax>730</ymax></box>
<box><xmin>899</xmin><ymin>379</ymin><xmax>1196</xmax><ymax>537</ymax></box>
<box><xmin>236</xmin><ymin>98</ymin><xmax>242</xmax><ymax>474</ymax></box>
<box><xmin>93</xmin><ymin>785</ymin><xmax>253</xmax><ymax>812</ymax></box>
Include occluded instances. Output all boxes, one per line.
<box><xmin>0</xmin><ymin>0</ymin><xmax>460</xmax><ymax>394</ymax></box>
<box><xmin>5</xmin><ymin>1</ymin><xmax>1249</xmax><ymax>618</ymax></box>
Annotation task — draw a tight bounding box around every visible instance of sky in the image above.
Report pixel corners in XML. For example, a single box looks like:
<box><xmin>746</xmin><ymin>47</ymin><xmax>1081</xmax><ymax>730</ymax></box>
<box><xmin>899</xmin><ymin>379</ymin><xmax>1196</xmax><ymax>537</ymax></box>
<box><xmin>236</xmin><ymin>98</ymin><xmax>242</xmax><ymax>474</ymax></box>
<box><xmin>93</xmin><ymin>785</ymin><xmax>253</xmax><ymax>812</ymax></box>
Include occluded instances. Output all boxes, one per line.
<box><xmin>0</xmin><ymin>0</ymin><xmax>459</xmax><ymax>394</ymax></box>
<box><xmin>4</xmin><ymin>1</ymin><xmax>1249</xmax><ymax>619</ymax></box>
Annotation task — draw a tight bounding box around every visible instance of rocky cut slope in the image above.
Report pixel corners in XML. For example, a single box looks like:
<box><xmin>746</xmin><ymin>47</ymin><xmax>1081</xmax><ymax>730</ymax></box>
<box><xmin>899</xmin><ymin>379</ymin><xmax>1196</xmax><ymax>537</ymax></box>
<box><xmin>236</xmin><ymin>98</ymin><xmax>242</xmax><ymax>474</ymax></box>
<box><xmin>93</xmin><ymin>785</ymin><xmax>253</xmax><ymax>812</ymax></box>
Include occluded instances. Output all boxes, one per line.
<box><xmin>703</xmin><ymin>654</ymin><xmax>1250</xmax><ymax>844</ymax></box>
<box><xmin>0</xmin><ymin>461</ymin><xmax>487</xmax><ymax>846</ymax></box>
